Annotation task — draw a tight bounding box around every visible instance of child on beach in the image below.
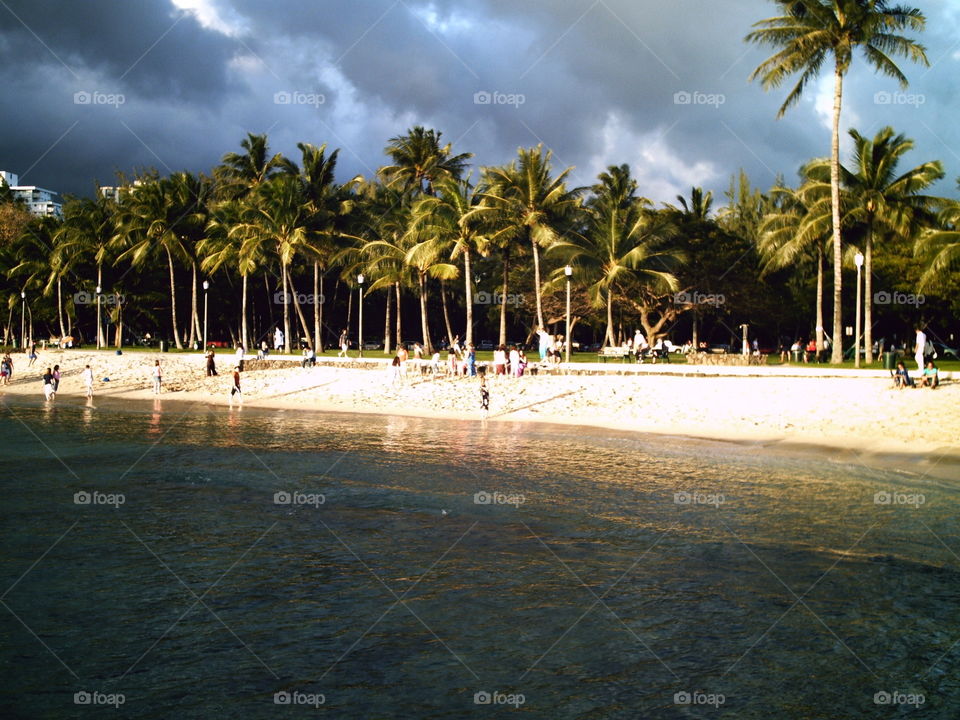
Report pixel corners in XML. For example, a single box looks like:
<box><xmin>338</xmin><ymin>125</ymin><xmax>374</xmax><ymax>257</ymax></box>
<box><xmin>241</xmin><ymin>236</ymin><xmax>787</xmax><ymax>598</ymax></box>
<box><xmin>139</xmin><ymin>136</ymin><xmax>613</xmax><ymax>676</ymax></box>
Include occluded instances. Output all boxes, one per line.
<box><xmin>82</xmin><ymin>364</ymin><xmax>94</xmax><ymax>398</ymax></box>
<box><xmin>42</xmin><ymin>367</ymin><xmax>55</xmax><ymax>401</ymax></box>
<box><xmin>153</xmin><ymin>360</ymin><xmax>162</xmax><ymax>394</ymax></box>
<box><xmin>480</xmin><ymin>375</ymin><xmax>490</xmax><ymax>415</ymax></box>
<box><xmin>230</xmin><ymin>365</ymin><xmax>242</xmax><ymax>402</ymax></box>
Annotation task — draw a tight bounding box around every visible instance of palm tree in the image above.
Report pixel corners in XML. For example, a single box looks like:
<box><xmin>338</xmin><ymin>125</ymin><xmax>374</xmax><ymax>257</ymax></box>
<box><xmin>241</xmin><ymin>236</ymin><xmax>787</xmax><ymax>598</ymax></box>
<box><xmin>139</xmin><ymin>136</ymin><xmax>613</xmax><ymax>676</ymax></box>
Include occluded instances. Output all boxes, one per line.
<box><xmin>478</xmin><ymin>145</ymin><xmax>581</xmax><ymax>330</ymax></box>
<box><xmin>758</xmin><ymin>180</ymin><xmax>834</xmax><ymax>353</ymax></box>
<box><xmin>53</xmin><ymin>193</ymin><xmax>118</xmax><ymax>346</ymax></box>
<box><xmin>746</xmin><ymin>0</ymin><xmax>929</xmax><ymax>362</ymax></box>
<box><xmin>409</xmin><ymin>177</ymin><xmax>487</xmax><ymax>346</ymax></box>
<box><xmin>916</xmin><ymin>189</ymin><xmax>960</xmax><ymax>293</ymax></box>
<box><xmin>550</xmin><ymin>165</ymin><xmax>682</xmax><ymax>346</ymax></box>
<box><xmin>836</xmin><ymin>127</ymin><xmax>941</xmax><ymax>362</ymax></box>
<box><xmin>112</xmin><ymin>174</ymin><xmax>205</xmax><ymax>349</ymax></box>
<box><xmin>381</xmin><ymin>126</ymin><xmax>472</xmax><ymax>196</ymax></box>
<box><xmin>216</xmin><ymin>132</ymin><xmax>296</xmax><ymax>199</ymax></box>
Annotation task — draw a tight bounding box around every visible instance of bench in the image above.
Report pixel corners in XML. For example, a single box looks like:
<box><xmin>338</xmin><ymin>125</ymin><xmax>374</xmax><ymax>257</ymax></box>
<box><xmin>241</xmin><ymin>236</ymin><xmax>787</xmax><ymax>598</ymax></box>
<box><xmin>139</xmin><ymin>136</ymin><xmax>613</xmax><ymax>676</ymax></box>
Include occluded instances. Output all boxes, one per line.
<box><xmin>597</xmin><ymin>347</ymin><xmax>630</xmax><ymax>362</ymax></box>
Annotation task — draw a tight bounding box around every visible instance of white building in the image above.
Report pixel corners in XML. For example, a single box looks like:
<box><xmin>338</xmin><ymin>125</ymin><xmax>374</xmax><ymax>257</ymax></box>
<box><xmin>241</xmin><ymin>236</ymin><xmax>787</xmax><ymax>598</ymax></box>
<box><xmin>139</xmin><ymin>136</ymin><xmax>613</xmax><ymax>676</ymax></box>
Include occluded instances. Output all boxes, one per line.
<box><xmin>1</xmin><ymin>169</ymin><xmax>63</xmax><ymax>218</ymax></box>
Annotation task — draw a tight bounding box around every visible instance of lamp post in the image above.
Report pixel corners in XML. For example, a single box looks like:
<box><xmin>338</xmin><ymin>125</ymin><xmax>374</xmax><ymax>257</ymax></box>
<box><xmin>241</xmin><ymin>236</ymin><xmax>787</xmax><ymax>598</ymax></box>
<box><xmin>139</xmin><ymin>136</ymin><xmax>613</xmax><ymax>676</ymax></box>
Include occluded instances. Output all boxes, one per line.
<box><xmin>854</xmin><ymin>251</ymin><xmax>864</xmax><ymax>369</ymax></box>
<box><xmin>96</xmin><ymin>285</ymin><xmax>102</xmax><ymax>350</ymax></box>
<box><xmin>20</xmin><ymin>291</ymin><xmax>25</xmax><ymax>350</ymax></box>
<box><xmin>564</xmin><ymin>265</ymin><xmax>572</xmax><ymax>364</ymax></box>
<box><xmin>357</xmin><ymin>274</ymin><xmax>365</xmax><ymax>358</ymax></box>
<box><xmin>203</xmin><ymin>280</ymin><xmax>210</xmax><ymax>351</ymax></box>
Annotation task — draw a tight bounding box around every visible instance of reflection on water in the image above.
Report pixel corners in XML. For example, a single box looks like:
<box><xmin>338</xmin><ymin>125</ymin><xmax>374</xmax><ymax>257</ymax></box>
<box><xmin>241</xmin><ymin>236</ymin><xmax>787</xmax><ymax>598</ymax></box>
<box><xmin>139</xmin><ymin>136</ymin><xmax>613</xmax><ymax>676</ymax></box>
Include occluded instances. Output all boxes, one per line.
<box><xmin>0</xmin><ymin>396</ymin><xmax>958</xmax><ymax>719</ymax></box>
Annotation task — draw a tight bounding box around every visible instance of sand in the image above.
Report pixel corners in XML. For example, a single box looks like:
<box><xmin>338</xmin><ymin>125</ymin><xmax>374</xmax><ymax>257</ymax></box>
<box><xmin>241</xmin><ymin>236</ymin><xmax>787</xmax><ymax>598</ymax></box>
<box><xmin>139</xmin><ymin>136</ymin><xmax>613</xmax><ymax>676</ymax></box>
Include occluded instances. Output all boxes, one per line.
<box><xmin>2</xmin><ymin>348</ymin><xmax>958</xmax><ymax>460</ymax></box>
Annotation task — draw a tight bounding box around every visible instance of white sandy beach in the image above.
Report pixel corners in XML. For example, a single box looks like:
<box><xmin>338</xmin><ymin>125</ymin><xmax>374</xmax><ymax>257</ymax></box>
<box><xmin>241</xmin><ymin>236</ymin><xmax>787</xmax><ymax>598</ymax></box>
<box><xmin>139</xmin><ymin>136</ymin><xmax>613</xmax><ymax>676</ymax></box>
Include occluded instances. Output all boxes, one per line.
<box><xmin>2</xmin><ymin>348</ymin><xmax>958</xmax><ymax>458</ymax></box>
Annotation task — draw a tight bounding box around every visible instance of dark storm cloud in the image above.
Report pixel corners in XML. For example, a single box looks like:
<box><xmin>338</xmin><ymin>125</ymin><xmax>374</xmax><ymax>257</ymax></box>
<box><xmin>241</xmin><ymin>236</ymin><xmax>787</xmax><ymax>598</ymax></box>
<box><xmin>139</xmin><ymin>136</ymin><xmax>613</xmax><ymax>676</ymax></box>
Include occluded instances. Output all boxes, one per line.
<box><xmin>0</xmin><ymin>0</ymin><xmax>956</xmax><ymax>202</ymax></box>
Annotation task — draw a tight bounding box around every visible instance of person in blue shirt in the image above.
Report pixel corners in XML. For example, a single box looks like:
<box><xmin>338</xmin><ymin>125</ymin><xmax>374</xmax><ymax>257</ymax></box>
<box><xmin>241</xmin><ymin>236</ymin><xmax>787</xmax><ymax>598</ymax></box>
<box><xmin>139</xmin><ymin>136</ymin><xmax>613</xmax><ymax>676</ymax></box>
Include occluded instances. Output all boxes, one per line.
<box><xmin>919</xmin><ymin>360</ymin><xmax>939</xmax><ymax>389</ymax></box>
<box><xmin>893</xmin><ymin>361</ymin><xmax>914</xmax><ymax>389</ymax></box>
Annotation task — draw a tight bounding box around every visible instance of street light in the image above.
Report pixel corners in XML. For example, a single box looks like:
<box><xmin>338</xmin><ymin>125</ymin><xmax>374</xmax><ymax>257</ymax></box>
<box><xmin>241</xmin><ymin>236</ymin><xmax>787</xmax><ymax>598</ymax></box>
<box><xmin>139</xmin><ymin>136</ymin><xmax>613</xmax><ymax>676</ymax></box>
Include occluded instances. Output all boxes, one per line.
<box><xmin>20</xmin><ymin>291</ymin><xmax>25</xmax><ymax>350</ymax></box>
<box><xmin>96</xmin><ymin>285</ymin><xmax>102</xmax><ymax>350</ymax></box>
<box><xmin>203</xmin><ymin>280</ymin><xmax>210</xmax><ymax>351</ymax></box>
<box><xmin>357</xmin><ymin>274</ymin><xmax>365</xmax><ymax>358</ymax></box>
<box><xmin>854</xmin><ymin>251</ymin><xmax>864</xmax><ymax>368</ymax></box>
<box><xmin>564</xmin><ymin>265</ymin><xmax>572</xmax><ymax>364</ymax></box>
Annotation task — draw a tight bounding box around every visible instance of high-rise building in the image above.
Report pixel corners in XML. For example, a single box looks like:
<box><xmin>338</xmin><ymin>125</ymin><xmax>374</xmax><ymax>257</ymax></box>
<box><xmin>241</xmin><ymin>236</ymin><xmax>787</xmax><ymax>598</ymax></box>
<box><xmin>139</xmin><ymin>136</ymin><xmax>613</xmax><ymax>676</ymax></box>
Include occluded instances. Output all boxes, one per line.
<box><xmin>0</xmin><ymin>169</ymin><xmax>63</xmax><ymax>218</ymax></box>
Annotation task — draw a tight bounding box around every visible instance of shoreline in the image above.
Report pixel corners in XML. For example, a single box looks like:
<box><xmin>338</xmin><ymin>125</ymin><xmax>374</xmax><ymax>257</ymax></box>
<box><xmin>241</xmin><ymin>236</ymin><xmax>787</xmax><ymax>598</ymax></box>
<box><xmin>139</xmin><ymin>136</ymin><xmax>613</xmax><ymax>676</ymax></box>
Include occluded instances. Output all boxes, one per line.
<box><xmin>1</xmin><ymin>349</ymin><xmax>958</xmax><ymax>465</ymax></box>
<box><xmin>0</xmin><ymin>351</ymin><xmax>960</xmax><ymax>458</ymax></box>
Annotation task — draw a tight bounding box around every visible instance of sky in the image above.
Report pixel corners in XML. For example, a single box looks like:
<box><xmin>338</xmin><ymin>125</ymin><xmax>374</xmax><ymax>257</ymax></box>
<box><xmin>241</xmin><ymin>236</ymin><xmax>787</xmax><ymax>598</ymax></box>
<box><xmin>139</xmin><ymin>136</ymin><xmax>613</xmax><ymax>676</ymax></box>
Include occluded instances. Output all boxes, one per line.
<box><xmin>1</xmin><ymin>0</ymin><xmax>958</xmax><ymax>205</ymax></box>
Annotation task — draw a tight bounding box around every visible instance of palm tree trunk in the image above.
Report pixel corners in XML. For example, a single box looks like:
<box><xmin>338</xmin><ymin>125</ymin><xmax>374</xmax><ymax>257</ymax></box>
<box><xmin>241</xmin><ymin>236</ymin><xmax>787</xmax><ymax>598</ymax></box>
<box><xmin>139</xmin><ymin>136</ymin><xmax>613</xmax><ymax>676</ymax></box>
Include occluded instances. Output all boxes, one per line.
<box><xmin>531</xmin><ymin>234</ymin><xmax>544</xmax><ymax>329</ymax></box>
<box><xmin>816</xmin><ymin>245</ymin><xmax>824</xmax><ymax>354</ymax></box>
<box><xmin>829</xmin><ymin>62</ymin><xmax>844</xmax><ymax>363</ymax></box>
<box><xmin>864</xmin><ymin>223</ymin><xmax>874</xmax><ymax>364</ymax></box>
<box><xmin>691</xmin><ymin>308</ymin><xmax>698</xmax><ymax>350</ymax></box>
<box><xmin>287</xmin><ymin>274</ymin><xmax>311</xmax><ymax>348</ymax></box>
<box><xmin>55</xmin><ymin>278</ymin><xmax>65</xmax><ymax>338</ymax></box>
<box><xmin>281</xmin><ymin>262</ymin><xmax>291</xmax><ymax>353</ymax></box>
<box><xmin>383</xmin><ymin>287</ymin><xmax>392</xmax><ymax>354</ymax></box>
<box><xmin>463</xmin><ymin>249</ymin><xmax>473</xmax><ymax>346</ymax></box>
<box><xmin>419</xmin><ymin>272</ymin><xmax>432</xmax><ymax>354</ymax></box>
<box><xmin>440</xmin><ymin>280</ymin><xmax>454</xmax><ymax>345</ymax></box>
<box><xmin>499</xmin><ymin>252</ymin><xmax>509</xmax><ymax>347</ymax></box>
<box><xmin>395</xmin><ymin>282</ymin><xmax>402</xmax><ymax>350</ymax></box>
<box><xmin>97</xmin><ymin>265</ymin><xmax>105</xmax><ymax>348</ymax></box>
<box><xmin>241</xmin><ymin>274</ymin><xmax>249</xmax><ymax>352</ymax></box>
<box><xmin>318</xmin><ymin>273</ymin><xmax>325</xmax><ymax>352</ymax></box>
<box><xmin>4</xmin><ymin>305</ymin><xmax>13</xmax><ymax>345</ymax></box>
<box><xmin>604</xmin><ymin>290</ymin><xmax>615</xmax><ymax>347</ymax></box>
<box><xmin>313</xmin><ymin>262</ymin><xmax>321</xmax><ymax>352</ymax></box>
<box><xmin>188</xmin><ymin>265</ymin><xmax>198</xmax><ymax>348</ymax></box>
<box><xmin>166</xmin><ymin>248</ymin><xmax>183</xmax><ymax>349</ymax></box>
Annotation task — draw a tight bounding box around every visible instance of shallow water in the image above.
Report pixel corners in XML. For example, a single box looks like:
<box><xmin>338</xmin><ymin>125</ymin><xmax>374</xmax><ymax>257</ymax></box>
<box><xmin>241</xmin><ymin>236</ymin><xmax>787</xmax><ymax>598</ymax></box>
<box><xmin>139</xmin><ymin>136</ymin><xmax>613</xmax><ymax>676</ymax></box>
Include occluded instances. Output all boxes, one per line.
<box><xmin>0</xmin><ymin>396</ymin><xmax>958</xmax><ymax>719</ymax></box>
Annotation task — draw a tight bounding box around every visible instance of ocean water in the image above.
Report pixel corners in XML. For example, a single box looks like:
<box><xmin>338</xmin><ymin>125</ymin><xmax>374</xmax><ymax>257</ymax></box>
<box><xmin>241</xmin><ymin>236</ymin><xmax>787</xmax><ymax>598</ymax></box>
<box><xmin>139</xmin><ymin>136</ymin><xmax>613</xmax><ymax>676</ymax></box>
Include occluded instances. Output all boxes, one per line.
<box><xmin>0</xmin><ymin>396</ymin><xmax>958</xmax><ymax>719</ymax></box>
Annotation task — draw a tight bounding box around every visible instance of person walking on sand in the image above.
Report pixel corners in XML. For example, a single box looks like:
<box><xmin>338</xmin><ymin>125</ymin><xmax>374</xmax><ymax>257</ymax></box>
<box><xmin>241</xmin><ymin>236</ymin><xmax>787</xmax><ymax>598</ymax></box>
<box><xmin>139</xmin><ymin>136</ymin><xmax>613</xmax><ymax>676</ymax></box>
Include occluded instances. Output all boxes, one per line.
<box><xmin>397</xmin><ymin>343</ymin><xmax>408</xmax><ymax>379</ymax></box>
<box><xmin>152</xmin><ymin>360</ymin><xmax>163</xmax><ymax>394</ymax></box>
<box><xmin>229</xmin><ymin>365</ymin><xmax>242</xmax><ymax>402</ymax></box>
<box><xmin>82</xmin><ymin>364</ymin><xmax>94</xmax><ymax>398</ymax></box>
<box><xmin>52</xmin><ymin>364</ymin><xmax>61</xmax><ymax>393</ymax></box>
<box><xmin>42</xmin><ymin>367</ymin><xmax>55</xmax><ymax>401</ymax></box>
<box><xmin>338</xmin><ymin>328</ymin><xmax>349</xmax><ymax>357</ymax></box>
<box><xmin>914</xmin><ymin>326</ymin><xmax>926</xmax><ymax>371</ymax></box>
<box><xmin>27</xmin><ymin>343</ymin><xmax>37</xmax><ymax>367</ymax></box>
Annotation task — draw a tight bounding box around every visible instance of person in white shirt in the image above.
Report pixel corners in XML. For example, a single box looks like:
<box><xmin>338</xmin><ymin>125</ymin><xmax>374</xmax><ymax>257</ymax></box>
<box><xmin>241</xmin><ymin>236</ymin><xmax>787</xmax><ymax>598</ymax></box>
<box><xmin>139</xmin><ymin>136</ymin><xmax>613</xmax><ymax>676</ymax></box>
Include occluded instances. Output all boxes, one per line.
<box><xmin>82</xmin><ymin>364</ymin><xmax>94</xmax><ymax>398</ymax></box>
<box><xmin>152</xmin><ymin>360</ymin><xmax>162</xmax><ymax>394</ymax></box>
<box><xmin>914</xmin><ymin>327</ymin><xmax>926</xmax><ymax>371</ymax></box>
<box><xmin>274</xmin><ymin>327</ymin><xmax>284</xmax><ymax>352</ymax></box>
<box><xmin>509</xmin><ymin>346</ymin><xmax>521</xmax><ymax>377</ymax></box>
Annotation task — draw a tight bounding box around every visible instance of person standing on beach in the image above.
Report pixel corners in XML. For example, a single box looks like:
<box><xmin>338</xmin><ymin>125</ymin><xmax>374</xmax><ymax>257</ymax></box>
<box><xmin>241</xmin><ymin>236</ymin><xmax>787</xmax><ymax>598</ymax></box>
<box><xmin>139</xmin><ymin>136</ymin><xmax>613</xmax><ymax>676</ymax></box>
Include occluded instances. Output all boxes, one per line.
<box><xmin>397</xmin><ymin>343</ymin><xmax>408</xmax><ymax>379</ymax></box>
<box><xmin>152</xmin><ymin>360</ymin><xmax>162</xmax><ymax>394</ymax></box>
<box><xmin>338</xmin><ymin>329</ymin><xmax>349</xmax><ymax>357</ymax></box>
<box><xmin>914</xmin><ymin>326</ymin><xmax>926</xmax><ymax>371</ymax></box>
<box><xmin>82</xmin><ymin>364</ymin><xmax>94</xmax><ymax>398</ymax></box>
<box><xmin>1</xmin><ymin>354</ymin><xmax>11</xmax><ymax>385</ymax></box>
<box><xmin>466</xmin><ymin>344</ymin><xmax>476</xmax><ymax>376</ymax></box>
<box><xmin>205</xmin><ymin>348</ymin><xmax>218</xmax><ymax>376</ymax></box>
<box><xmin>235</xmin><ymin>344</ymin><xmax>245</xmax><ymax>371</ymax></box>
<box><xmin>509</xmin><ymin>345</ymin><xmax>521</xmax><ymax>377</ymax></box>
<box><xmin>28</xmin><ymin>343</ymin><xmax>37</xmax><ymax>367</ymax></box>
<box><xmin>493</xmin><ymin>345</ymin><xmax>507</xmax><ymax>376</ymax></box>
<box><xmin>274</xmin><ymin>327</ymin><xmax>284</xmax><ymax>352</ymax></box>
<box><xmin>537</xmin><ymin>326</ymin><xmax>552</xmax><ymax>361</ymax></box>
<box><xmin>42</xmin><ymin>367</ymin><xmax>55</xmax><ymax>401</ymax></box>
<box><xmin>480</xmin><ymin>375</ymin><xmax>490</xmax><ymax>415</ymax></box>
<box><xmin>229</xmin><ymin>365</ymin><xmax>242</xmax><ymax>402</ymax></box>
<box><xmin>52</xmin><ymin>364</ymin><xmax>61</xmax><ymax>392</ymax></box>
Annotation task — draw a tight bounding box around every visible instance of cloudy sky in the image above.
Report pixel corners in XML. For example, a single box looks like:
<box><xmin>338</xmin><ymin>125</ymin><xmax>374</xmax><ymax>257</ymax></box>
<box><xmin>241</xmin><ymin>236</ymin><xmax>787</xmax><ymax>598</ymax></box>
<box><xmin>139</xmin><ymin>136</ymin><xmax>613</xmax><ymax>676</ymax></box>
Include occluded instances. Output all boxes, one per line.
<box><xmin>1</xmin><ymin>0</ymin><xmax>958</xmax><ymax>204</ymax></box>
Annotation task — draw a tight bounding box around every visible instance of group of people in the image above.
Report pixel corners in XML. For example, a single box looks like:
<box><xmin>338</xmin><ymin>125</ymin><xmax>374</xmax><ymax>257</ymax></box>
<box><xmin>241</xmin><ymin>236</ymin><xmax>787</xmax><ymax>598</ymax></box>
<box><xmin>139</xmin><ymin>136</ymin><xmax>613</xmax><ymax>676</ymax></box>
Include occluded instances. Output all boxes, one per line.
<box><xmin>37</xmin><ymin>363</ymin><xmax>95</xmax><ymax>401</ymax></box>
<box><xmin>893</xmin><ymin>327</ymin><xmax>941</xmax><ymax>389</ymax></box>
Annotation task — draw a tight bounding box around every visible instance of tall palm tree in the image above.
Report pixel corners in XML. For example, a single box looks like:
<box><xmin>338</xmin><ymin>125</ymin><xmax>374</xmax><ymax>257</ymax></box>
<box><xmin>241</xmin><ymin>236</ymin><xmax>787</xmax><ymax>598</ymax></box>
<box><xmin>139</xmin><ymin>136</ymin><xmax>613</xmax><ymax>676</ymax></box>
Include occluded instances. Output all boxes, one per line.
<box><xmin>53</xmin><ymin>194</ymin><xmax>117</xmax><ymax>345</ymax></box>
<box><xmin>112</xmin><ymin>174</ymin><xmax>205</xmax><ymax>349</ymax></box>
<box><xmin>381</xmin><ymin>126</ymin><xmax>472</xmax><ymax>196</ymax></box>
<box><xmin>409</xmin><ymin>177</ymin><xmax>487</xmax><ymax>346</ymax></box>
<box><xmin>477</xmin><ymin>145</ymin><xmax>581</xmax><ymax>330</ymax></box>
<box><xmin>758</xmin><ymin>180</ymin><xmax>834</xmax><ymax>353</ymax></box>
<box><xmin>550</xmin><ymin>165</ymin><xmax>682</xmax><ymax>346</ymax></box>
<box><xmin>216</xmin><ymin>132</ymin><xmax>296</xmax><ymax>199</ymax></box>
<box><xmin>746</xmin><ymin>0</ymin><xmax>929</xmax><ymax>362</ymax></box>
